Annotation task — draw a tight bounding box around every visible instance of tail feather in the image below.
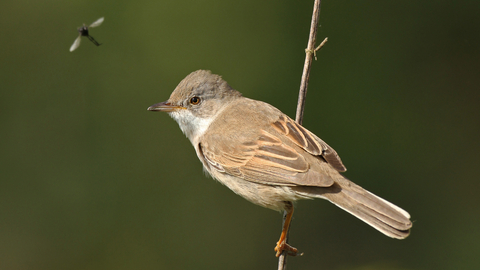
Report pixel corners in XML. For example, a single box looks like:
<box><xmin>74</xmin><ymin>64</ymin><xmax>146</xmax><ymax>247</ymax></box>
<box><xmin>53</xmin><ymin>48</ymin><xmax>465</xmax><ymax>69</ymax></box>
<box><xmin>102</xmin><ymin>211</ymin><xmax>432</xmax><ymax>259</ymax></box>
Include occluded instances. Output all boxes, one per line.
<box><xmin>340</xmin><ymin>188</ymin><xmax>411</xmax><ymax>230</ymax></box>
<box><xmin>292</xmin><ymin>179</ymin><xmax>412</xmax><ymax>239</ymax></box>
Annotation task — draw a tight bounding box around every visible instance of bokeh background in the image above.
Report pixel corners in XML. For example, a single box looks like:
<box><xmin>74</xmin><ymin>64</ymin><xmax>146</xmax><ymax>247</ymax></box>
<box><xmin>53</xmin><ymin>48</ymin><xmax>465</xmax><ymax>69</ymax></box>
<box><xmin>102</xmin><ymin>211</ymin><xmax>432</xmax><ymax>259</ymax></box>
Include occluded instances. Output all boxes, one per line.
<box><xmin>1</xmin><ymin>1</ymin><xmax>479</xmax><ymax>269</ymax></box>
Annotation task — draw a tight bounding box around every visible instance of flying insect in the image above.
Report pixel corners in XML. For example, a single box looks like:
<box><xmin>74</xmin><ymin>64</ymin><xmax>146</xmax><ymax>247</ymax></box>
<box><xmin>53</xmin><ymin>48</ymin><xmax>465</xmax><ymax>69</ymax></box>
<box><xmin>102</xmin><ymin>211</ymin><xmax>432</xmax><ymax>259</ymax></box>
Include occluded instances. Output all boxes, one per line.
<box><xmin>70</xmin><ymin>17</ymin><xmax>104</xmax><ymax>52</ymax></box>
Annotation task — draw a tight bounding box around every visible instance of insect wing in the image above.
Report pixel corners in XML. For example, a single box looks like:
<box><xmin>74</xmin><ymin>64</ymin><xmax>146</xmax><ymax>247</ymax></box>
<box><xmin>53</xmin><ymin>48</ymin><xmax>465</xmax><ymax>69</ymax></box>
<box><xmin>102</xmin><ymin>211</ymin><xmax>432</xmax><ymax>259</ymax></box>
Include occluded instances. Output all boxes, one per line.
<box><xmin>70</xmin><ymin>35</ymin><xmax>82</xmax><ymax>52</ymax></box>
<box><xmin>89</xmin><ymin>17</ymin><xmax>104</xmax><ymax>28</ymax></box>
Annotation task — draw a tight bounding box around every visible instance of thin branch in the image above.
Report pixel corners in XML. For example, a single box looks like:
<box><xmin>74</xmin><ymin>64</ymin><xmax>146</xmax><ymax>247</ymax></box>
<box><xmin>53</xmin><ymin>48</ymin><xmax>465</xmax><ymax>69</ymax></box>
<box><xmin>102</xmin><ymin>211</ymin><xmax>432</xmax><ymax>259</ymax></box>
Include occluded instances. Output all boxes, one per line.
<box><xmin>277</xmin><ymin>210</ymin><xmax>289</xmax><ymax>269</ymax></box>
<box><xmin>295</xmin><ymin>0</ymin><xmax>324</xmax><ymax>126</ymax></box>
<box><xmin>278</xmin><ymin>0</ymin><xmax>325</xmax><ymax>269</ymax></box>
<box><xmin>309</xmin><ymin>37</ymin><xmax>328</xmax><ymax>61</ymax></box>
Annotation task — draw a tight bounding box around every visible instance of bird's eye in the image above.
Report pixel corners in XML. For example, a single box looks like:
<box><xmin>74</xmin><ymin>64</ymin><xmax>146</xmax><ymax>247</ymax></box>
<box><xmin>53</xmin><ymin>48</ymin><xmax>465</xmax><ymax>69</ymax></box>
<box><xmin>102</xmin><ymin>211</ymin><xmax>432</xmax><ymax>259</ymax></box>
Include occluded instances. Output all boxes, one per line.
<box><xmin>190</xmin><ymin>96</ymin><xmax>201</xmax><ymax>105</ymax></box>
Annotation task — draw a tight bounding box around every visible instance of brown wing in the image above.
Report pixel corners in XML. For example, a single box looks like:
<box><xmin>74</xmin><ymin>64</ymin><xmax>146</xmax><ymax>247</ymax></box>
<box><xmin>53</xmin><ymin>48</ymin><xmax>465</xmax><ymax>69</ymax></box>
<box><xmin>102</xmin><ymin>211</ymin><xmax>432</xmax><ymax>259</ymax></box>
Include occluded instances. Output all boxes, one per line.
<box><xmin>199</xmin><ymin>115</ymin><xmax>342</xmax><ymax>187</ymax></box>
<box><xmin>271</xmin><ymin>115</ymin><xmax>346</xmax><ymax>172</ymax></box>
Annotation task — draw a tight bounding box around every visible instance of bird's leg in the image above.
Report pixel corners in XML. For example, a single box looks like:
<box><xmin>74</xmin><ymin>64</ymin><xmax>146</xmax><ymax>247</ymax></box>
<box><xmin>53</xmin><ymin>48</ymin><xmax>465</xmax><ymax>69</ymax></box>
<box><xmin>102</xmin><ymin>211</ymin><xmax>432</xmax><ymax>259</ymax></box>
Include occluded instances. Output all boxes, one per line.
<box><xmin>274</xmin><ymin>202</ymin><xmax>298</xmax><ymax>257</ymax></box>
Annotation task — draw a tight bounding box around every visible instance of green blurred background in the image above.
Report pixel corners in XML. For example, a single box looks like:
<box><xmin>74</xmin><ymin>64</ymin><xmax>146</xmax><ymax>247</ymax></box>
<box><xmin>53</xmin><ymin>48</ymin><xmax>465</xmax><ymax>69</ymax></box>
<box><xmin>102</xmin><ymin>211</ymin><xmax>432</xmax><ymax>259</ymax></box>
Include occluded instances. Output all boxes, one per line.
<box><xmin>1</xmin><ymin>1</ymin><xmax>479</xmax><ymax>269</ymax></box>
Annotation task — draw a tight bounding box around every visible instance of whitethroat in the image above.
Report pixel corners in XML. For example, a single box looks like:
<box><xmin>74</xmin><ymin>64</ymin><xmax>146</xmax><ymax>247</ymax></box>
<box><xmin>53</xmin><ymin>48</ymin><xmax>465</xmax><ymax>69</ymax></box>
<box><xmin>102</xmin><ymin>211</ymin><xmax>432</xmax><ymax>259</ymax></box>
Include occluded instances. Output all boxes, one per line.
<box><xmin>148</xmin><ymin>70</ymin><xmax>412</xmax><ymax>257</ymax></box>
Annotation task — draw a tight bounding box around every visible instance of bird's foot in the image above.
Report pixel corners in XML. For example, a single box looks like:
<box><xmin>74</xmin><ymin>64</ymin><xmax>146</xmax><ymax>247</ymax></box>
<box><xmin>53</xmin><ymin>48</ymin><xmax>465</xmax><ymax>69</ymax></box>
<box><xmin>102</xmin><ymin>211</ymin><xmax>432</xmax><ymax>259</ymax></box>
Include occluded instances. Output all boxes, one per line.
<box><xmin>274</xmin><ymin>240</ymin><xmax>300</xmax><ymax>257</ymax></box>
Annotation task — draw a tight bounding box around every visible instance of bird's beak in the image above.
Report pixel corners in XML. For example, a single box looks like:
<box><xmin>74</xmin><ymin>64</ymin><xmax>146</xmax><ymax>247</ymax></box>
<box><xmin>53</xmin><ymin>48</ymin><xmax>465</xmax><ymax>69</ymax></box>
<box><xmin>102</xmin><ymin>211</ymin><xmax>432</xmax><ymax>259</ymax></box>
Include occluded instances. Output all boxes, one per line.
<box><xmin>147</xmin><ymin>101</ymin><xmax>184</xmax><ymax>112</ymax></box>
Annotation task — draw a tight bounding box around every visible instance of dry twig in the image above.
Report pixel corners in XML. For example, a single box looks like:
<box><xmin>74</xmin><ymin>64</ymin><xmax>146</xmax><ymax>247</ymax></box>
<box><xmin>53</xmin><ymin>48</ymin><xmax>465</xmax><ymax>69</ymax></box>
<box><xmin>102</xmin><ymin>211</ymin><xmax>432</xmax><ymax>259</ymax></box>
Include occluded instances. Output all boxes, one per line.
<box><xmin>295</xmin><ymin>0</ymin><xmax>326</xmax><ymax>126</ymax></box>
<box><xmin>278</xmin><ymin>0</ymin><xmax>326</xmax><ymax>269</ymax></box>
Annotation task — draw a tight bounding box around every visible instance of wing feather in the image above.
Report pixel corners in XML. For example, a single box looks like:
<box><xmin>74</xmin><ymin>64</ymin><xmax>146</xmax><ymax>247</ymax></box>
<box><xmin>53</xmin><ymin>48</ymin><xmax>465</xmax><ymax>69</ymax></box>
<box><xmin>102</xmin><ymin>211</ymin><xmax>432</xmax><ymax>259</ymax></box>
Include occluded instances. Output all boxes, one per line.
<box><xmin>272</xmin><ymin>115</ymin><xmax>346</xmax><ymax>172</ymax></box>
<box><xmin>197</xmin><ymin>99</ymin><xmax>341</xmax><ymax>187</ymax></box>
<box><xmin>200</xmin><ymin>128</ymin><xmax>334</xmax><ymax>187</ymax></box>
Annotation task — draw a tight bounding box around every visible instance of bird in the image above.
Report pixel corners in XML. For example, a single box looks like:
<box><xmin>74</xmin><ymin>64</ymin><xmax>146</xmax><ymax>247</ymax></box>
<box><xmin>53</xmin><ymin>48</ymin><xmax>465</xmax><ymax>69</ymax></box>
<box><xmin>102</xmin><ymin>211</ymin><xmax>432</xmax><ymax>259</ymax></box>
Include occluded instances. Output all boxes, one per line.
<box><xmin>69</xmin><ymin>17</ymin><xmax>104</xmax><ymax>52</ymax></box>
<box><xmin>148</xmin><ymin>70</ymin><xmax>412</xmax><ymax>257</ymax></box>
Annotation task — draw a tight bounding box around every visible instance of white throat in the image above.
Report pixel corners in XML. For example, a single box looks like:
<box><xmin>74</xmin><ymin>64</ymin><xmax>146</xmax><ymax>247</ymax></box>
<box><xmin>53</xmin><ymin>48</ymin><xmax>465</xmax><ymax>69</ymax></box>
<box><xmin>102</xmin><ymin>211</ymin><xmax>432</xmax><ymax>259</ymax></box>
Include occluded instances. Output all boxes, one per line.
<box><xmin>168</xmin><ymin>109</ymin><xmax>215</xmax><ymax>145</ymax></box>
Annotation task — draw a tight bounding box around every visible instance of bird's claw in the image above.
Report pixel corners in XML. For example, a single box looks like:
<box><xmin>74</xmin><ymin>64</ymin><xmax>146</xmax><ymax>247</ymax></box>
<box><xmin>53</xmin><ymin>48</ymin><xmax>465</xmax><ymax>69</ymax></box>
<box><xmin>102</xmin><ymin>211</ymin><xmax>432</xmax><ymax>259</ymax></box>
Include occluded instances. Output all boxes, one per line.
<box><xmin>274</xmin><ymin>240</ymin><xmax>300</xmax><ymax>257</ymax></box>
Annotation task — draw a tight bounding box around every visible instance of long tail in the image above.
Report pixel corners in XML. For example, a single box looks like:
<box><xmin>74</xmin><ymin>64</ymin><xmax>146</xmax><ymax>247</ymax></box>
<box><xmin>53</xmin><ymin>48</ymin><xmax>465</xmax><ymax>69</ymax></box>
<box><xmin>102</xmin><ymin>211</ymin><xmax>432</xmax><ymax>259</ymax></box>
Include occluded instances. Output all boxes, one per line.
<box><xmin>292</xmin><ymin>178</ymin><xmax>412</xmax><ymax>239</ymax></box>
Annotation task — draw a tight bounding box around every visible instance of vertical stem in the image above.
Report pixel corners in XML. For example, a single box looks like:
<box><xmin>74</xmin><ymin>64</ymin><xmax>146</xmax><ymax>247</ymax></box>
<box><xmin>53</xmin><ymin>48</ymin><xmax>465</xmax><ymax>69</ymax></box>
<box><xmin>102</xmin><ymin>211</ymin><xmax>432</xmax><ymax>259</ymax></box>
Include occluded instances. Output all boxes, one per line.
<box><xmin>295</xmin><ymin>0</ymin><xmax>322</xmax><ymax>126</ymax></box>
<box><xmin>277</xmin><ymin>210</ymin><xmax>289</xmax><ymax>269</ymax></box>
<box><xmin>279</xmin><ymin>0</ymin><xmax>323</xmax><ymax>269</ymax></box>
